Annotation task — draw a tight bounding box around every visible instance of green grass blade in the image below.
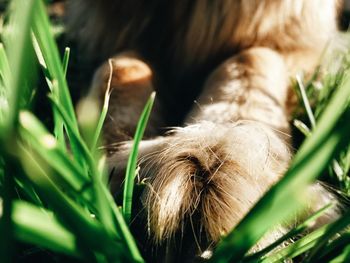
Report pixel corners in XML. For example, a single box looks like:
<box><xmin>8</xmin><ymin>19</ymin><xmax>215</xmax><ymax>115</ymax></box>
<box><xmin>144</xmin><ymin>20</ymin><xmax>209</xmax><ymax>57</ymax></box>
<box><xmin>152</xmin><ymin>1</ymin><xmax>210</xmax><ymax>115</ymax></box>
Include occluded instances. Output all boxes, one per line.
<box><xmin>102</xmin><ymin>186</ymin><xmax>145</xmax><ymax>263</ymax></box>
<box><xmin>31</xmin><ymin>1</ymin><xmax>86</xmax><ymax>168</ymax></box>
<box><xmin>329</xmin><ymin>245</ymin><xmax>350</xmax><ymax>263</ymax></box>
<box><xmin>12</xmin><ymin>200</ymin><xmax>82</xmax><ymax>258</ymax></box>
<box><xmin>0</xmin><ymin>43</ymin><xmax>11</xmax><ymax>88</ymax></box>
<box><xmin>48</xmin><ymin>96</ymin><xmax>94</xmax><ymax>167</ymax></box>
<box><xmin>31</xmin><ymin>0</ymin><xmax>77</xmax><ymax>132</ymax></box>
<box><xmin>57</xmin><ymin>47</ymin><xmax>70</xmax><ymax>146</ymax></box>
<box><xmin>32</xmin><ymin>38</ymin><xmax>64</xmax><ymax>149</ymax></box>
<box><xmin>304</xmin><ymin>210</ymin><xmax>350</xmax><ymax>262</ymax></box>
<box><xmin>18</xmin><ymin>111</ymin><xmax>90</xmax><ymax>193</ymax></box>
<box><xmin>91</xmin><ymin>59</ymin><xmax>113</xmax><ymax>152</ymax></box>
<box><xmin>97</xmin><ymin>155</ymin><xmax>109</xmax><ymax>185</ymax></box>
<box><xmin>14</xmin><ymin>177</ymin><xmax>43</xmax><ymax>207</ymax></box>
<box><xmin>76</xmin><ymin>97</ymin><xmax>101</xmax><ymax>151</ymax></box>
<box><xmin>62</xmin><ymin>47</ymin><xmax>70</xmax><ymax>77</ymax></box>
<box><xmin>244</xmin><ymin>202</ymin><xmax>335</xmax><ymax>262</ymax></box>
<box><xmin>0</xmin><ymin>0</ymin><xmax>35</xmax><ymax>138</ymax></box>
<box><xmin>123</xmin><ymin>92</ymin><xmax>156</xmax><ymax>224</ymax></box>
<box><xmin>260</xmin><ymin>225</ymin><xmax>328</xmax><ymax>263</ymax></box>
<box><xmin>262</xmin><ymin>208</ymin><xmax>350</xmax><ymax>263</ymax></box>
<box><xmin>296</xmin><ymin>74</ymin><xmax>316</xmax><ymax>129</ymax></box>
<box><xmin>0</xmin><ymin>44</ymin><xmax>11</xmax><ymax>129</ymax></box>
<box><xmin>293</xmin><ymin>119</ymin><xmax>311</xmax><ymax>137</ymax></box>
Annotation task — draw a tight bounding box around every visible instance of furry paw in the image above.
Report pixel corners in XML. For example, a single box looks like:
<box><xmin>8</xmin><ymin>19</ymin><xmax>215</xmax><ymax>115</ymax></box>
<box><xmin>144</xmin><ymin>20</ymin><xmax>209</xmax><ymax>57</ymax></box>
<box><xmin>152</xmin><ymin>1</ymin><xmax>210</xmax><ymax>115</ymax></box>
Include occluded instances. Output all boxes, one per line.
<box><xmin>108</xmin><ymin>120</ymin><xmax>343</xmax><ymax>259</ymax></box>
<box><xmin>110</xmin><ymin>121</ymin><xmax>291</xmax><ymax>244</ymax></box>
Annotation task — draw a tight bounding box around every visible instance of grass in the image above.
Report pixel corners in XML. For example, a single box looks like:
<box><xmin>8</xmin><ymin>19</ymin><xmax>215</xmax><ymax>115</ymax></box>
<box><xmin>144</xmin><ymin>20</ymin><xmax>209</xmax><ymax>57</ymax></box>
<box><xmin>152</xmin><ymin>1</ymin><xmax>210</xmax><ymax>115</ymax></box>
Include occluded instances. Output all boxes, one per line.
<box><xmin>0</xmin><ymin>0</ymin><xmax>349</xmax><ymax>262</ymax></box>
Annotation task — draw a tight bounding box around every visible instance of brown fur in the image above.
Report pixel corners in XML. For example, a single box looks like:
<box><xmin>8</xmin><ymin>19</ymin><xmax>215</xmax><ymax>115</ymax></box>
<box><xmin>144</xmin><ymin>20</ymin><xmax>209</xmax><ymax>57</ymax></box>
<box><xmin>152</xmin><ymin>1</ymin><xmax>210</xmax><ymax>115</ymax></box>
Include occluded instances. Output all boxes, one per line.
<box><xmin>67</xmin><ymin>0</ymin><xmax>344</xmax><ymax>261</ymax></box>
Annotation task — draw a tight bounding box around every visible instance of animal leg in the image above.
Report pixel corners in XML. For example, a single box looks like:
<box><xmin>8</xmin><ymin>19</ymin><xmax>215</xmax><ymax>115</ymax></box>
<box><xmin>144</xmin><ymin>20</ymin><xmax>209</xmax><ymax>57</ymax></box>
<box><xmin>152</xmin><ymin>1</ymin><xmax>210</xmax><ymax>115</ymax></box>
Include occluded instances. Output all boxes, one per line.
<box><xmin>88</xmin><ymin>51</ymin><xmax>163</xmax><ymax>149</ymax></box>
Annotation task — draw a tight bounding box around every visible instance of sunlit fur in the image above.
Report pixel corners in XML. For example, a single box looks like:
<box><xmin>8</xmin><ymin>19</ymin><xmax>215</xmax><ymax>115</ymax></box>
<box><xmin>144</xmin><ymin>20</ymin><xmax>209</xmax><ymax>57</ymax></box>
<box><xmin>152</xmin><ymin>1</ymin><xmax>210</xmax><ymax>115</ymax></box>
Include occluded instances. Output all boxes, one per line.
<box><xmin>142</xmin><ymin>121</ymin><xmax>290</xmax><ymax>243</ymax></box>
<box><xmin>68</xmin><ymin>0</ymin><xmax>343</xmax><ymax>260</ymax></box>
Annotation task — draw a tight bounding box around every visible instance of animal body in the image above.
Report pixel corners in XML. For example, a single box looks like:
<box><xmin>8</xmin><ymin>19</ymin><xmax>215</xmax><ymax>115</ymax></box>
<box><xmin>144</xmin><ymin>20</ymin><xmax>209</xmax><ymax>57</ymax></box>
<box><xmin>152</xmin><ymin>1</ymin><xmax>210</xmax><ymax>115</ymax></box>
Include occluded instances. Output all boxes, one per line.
<box><xmin>67</xmin><ymin>0</ymin><xmax>343</xmax><ymax>261</ymax></box>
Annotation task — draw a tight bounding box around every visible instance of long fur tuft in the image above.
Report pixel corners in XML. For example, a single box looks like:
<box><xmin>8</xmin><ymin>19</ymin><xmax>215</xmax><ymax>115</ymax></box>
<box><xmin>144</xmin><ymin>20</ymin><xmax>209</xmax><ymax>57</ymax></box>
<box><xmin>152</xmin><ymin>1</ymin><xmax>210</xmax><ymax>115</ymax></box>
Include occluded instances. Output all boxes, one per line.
<box><xmin>142</xmin><ymin>121</ymin><xmax>291</xmax><ymax>243</ymax></box>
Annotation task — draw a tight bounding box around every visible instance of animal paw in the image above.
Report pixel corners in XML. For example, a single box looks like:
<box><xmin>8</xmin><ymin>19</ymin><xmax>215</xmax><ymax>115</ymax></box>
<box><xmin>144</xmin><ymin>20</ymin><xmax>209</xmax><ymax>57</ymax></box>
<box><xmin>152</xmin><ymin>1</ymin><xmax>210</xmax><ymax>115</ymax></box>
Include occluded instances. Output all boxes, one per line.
<box><xmin>125</xmin><ymin>121</ymin><xmax>291</xmax><ymax>243</ymax></box>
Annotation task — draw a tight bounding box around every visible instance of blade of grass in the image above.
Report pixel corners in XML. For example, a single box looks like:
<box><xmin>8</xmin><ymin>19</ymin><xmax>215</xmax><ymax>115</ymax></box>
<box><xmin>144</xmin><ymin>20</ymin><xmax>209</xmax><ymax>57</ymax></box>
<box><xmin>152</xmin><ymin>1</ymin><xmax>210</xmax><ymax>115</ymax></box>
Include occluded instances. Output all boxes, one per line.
<box><xmin>244</xmin><ymin>202</ymin><xmax>335</xmax><ymax>262</ymax></box>
<box><xmin>31</xmin><ymin>0</ymin><xmax>76</xmax><ymax>130</ymax></box>
<box><xmin>0</xmin><ymin>44</ymin><xmax>10</xmax><ymax>131</ymax></box>
<box><xmin>329</xmin><ymin>245</ymin><xmax>350</xmax><ymax>263</ymax></box>
<box><xmin>262</xmin><ymin>208</ymin><xmax>350</xmax><ymax>263</ymax></box>
<box><xmin>31</xmin><ymin>0</ymin><xmax>86</xmax><ymax>168</ymax></box>
<box><xmin>0</xmin><ymin>43</ymin><xmax>11</xmax><ymax>88</ymax></box>
<box><xmin>260</xmin><ymin>224</ymin><xmax>329</xmax><ymax>263</ymax></box>
<box><xmin>14</xmin><ymin>177</ymin><xmax>43</xmax><ymax>207</ymax></box>
<box><xmin>97</xmin><ymin>155</ymin><xmax>109</xmax><ymax>185</ymax></box>
<box><xmin>123</xmin><ymin>92</ymin><xmax>155</xmax><ymax>224</ymax></box>
<box><xmin>340</xmin><ymin>147</ymin><xmax>350</xmax><ymax>176</ymax></box>
<box><xmin>62</xmin><ymin>47</ymin><xmax>70</xmax><ymax>77</ymax></box>
<box><xmin>18</xmin><ymin>112</ymin><xmax>89</xmax><ymax>192</ymax></box>
<box><xmin>12</xmin><ymin>200</ymin><xmax>82</xmax><ymax>258</ymax></box>
<box><xmin>54</xmin><ymin>47</ymin><xmax>70</xmax><ymax>147</ymax></box>
<box><xmin>102</xmin><ymin>185</ymin><xmax>145</xmax><ymax>263</ymax></box>
<box><xmin>76</xmin><ymin>97</ymin><xmax>101</xmax><ymax>151</ymax></box>
<box><xmin>304</xmin><ymin>209</ymin><xmax>350</xmax><ymax>262</ymax></box>
<box><xmin>293</xmin><ymin>119</ymin><xmax>311</xmax><ymax>137</ymax></box>
<box><xmin>91</xmin><ymin>59</ymin><xmax>113</xmax><ymax>152</ymax></box>
<box><xmin>0</xmin><ymin>0</ymin><xmax>35</xmax><ymax>138</ymax></box>
<box><xmin>31</xmin><ymin>36</ymin><xmax>66</xmax><ymax>148</ymax></box>
<box><xmin>296</xmin><ymin>74</ymin><xmax>316</xmax><ymax>129</ymax></box>
<box><xmin>295</xmin><ymin>75</ymin><xmax>348</xmax><ymax>188</ymax></box>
